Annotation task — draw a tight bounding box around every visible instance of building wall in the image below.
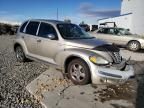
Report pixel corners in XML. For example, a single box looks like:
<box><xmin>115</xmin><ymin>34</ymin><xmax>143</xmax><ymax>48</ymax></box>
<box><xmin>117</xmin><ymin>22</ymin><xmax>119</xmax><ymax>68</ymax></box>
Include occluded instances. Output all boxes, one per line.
<box><xmin>98</xmin><ymin>0</ymin><xmax>144</xmax><ymax>35</ymax></box>
<box><xmin>121</xmin><ymin>0</ymin><xmax>134</xmax><ymax>14</ymax></box>
<box><xmin>132</xmin><ymin>0</ymin><xmax>144</xmax><ymax>35</ymax></box>
<box><xmin>98</xmin><ymin>14</ymin><xmax>132</xmax><ymax>31</ymax></box>
<box><xmin>121</xmin><ymin>0</ymin><xmax>144</xmax><ymax>35</ymax></box>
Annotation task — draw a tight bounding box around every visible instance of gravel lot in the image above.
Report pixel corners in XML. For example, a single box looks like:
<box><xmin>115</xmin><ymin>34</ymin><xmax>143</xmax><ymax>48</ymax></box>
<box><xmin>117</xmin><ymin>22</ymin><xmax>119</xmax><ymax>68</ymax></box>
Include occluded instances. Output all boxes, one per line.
<box><xmin>0</xmin><ymin>35</ymin><xmax>144</xmax><ymax>108</ymax></box>
<box><xmin>0</xmin><ymin>35</ymin><xmax>48</xmax><ymax>108</ymax></box>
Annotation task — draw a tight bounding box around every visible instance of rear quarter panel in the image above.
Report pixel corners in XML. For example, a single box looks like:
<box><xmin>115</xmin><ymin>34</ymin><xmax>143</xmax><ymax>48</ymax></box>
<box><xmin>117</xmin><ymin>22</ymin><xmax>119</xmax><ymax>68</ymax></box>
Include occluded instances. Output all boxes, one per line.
<box><xmin>14</xmin><ymin>36</ymin><xmax>28</xmax><ymax>55</ymax></box>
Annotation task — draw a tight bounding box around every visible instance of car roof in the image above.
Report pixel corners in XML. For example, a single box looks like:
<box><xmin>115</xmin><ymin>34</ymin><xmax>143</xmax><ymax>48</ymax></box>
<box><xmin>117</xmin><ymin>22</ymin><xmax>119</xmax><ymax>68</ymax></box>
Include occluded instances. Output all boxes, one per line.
<box><xmin>26</xmin><ymin>19</ymin><xmax>69</xmax><ymax>25</ymax></box>
<box><xmin>99</xmin><ymin>27</ymin><xmax>123</xmax><ymax>29</ymax></box>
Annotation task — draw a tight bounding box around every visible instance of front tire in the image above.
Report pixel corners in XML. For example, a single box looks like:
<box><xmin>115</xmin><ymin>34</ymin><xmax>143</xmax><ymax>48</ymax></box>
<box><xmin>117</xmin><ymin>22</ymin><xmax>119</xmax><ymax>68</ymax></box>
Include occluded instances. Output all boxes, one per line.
<box><xmin>67</xmin><ymin>58</ymin><xmax>91</xmax><ymax>85</ymax></box>
<box><xmin>15</xmin><ymin>46</ymin><xmax>26</xmax><ymax>62</ymax></box>
<box><xmin>127</xmin><ymin>41</ymin><xmax>140</xmax><ymax>51</ymax></box>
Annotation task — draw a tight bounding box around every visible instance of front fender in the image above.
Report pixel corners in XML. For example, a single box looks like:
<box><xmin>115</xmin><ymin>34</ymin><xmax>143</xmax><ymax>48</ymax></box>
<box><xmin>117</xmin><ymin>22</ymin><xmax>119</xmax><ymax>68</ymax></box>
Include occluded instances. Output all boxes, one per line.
<box><xmin>55</xmin><ymin>48</ymin><xmax>95</xmax><ymax>72</ymax></box>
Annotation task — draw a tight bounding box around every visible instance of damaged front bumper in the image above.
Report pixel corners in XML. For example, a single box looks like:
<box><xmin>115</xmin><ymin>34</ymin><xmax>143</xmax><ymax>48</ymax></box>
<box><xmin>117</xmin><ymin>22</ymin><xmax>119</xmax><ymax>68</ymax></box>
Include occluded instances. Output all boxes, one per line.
<box><xmin>90</xmin><ymin>62</ymin><xmax>135</xmax><ymax>84</ymax></box>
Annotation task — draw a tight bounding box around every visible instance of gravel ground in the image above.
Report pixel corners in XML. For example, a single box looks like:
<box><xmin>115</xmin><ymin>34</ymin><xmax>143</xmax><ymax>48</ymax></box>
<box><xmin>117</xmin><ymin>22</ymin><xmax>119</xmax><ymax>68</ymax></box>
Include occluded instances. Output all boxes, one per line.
<box><xmin>0</xmin><ymin>35</ymin><xmax>48</xmax><ymax>108</ymax></box>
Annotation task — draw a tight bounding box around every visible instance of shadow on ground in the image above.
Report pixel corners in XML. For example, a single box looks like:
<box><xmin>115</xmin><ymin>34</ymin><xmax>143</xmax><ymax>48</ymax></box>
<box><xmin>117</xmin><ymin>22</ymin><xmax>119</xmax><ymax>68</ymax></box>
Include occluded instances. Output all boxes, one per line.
<box><xmin>134</xmin><ymin>61</ymin><xmax>144</xmax><ymax>108</ymax></box>
<box><xmin>118</xmin><ymin>46</ymin><xmax>144</xmax><ymax>54</ymax></box>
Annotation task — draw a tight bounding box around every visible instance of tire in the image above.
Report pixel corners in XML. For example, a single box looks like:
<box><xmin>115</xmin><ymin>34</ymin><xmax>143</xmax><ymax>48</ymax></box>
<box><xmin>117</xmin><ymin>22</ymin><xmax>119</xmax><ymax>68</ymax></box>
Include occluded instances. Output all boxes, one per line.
<box><xmin>15</xmin><ymin>46</ymin><xmax>26</xmax><ymax>62</ymax></box>
<box><xmin>67</xmin><ymin>58</ymin><xmax>91</xmax><ymax>85</ymax></box>
<box><xmin>127</xmin><ymin>41</ymin><xmax>140</xmax><ymax>51</ymax></box>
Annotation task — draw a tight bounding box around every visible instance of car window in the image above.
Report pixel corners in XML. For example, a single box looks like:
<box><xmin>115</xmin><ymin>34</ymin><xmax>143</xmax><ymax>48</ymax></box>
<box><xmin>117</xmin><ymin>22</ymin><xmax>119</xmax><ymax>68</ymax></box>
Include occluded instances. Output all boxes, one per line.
<box><xmin>25</xmin><ymin>21</ymin><xmax>39</xmax><ymax>35</ymax></box>
<box><xmin>20</xmin><ymin>21</ymin><xmax>28</xmax><ymax>33</ymax></box>
<box><xmin>108</xmin><ymin>28</ymin><xmax>115</xmax><ymax>34</ymax></box>
<box><xmin>98</xmin><ymin>28</ymin><xmax>120</xmax><ymax>35</ymax></box>
<box><xmin>38</xmin><ymin>22</ymin><xmax>57</xmax><ymax>39</ymax></box>
<box><xmin>108</xmin><ymin>28</ymin><xmax>120</xmax><ymax>35</ymax></box>
<box><xmin>114</xmin><ymin>29</ymin><xmax>120</xmax><ymax>35</ymax></box>
<box><xmin>57</xmin><ymin>24</ymin><xmax>94</xmax><ymax>39</ymax></box>
<box><xmin>118</xmin><ymin>28</ymin><xmax>132</xmax><ymax>35</ymax></box>
<box><xmin>97</xmin><ymin>28</ymin><xmax>109</xmax><ymax>34</ymax></box>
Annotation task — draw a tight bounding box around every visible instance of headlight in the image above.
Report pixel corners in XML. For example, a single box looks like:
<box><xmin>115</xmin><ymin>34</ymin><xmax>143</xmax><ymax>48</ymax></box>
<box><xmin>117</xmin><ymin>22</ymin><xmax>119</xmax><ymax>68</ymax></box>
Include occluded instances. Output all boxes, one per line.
<box><xmin>89</xmin><ymin>55</ymin><xmax>109</xmax><ymax>65</ymax></box>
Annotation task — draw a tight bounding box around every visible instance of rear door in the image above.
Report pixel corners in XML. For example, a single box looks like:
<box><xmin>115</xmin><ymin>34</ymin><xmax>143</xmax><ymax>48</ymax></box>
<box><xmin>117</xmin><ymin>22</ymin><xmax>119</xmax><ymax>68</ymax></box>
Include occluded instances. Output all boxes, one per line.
<box><xmin>96</xmin><ymin>28</ymin><xmax>113</xmax><ymax>43</ymax></box>
<box><xmin>23</xmin><ymin>21</ymin><xmax>40</xmax><ymax>55</ymax></box>
<box><xmin>106</xmin><ymin>28</ymin><xmax>128</xmax><ymax>45</ymax></box>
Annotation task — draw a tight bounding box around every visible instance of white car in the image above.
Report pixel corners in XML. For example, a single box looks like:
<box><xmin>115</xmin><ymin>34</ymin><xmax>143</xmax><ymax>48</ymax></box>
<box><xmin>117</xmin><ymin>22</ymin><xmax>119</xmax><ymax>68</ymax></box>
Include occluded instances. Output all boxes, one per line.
<box><xmin>14</xmin><ymin>19</ymin><xmax>134</xmax><ymax>85</ymax></box>
<box><xmin>90</xmin><ymin>27</ymin><xmax>144</xmax><ymax>51</ymax></box>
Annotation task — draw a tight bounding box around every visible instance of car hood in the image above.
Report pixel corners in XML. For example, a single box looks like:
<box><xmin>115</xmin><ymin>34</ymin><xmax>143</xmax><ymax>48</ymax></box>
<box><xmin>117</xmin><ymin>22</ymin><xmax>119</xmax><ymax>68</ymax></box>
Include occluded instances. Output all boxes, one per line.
<box><xmin>64</xmin><ymin>38</ymin><xmax>121</xmax><ymax>64</ymax></box>
<box><xmin>64</xmin><ymin>38</ymin><xmax>107</xmax><ymax>49</ymax></box>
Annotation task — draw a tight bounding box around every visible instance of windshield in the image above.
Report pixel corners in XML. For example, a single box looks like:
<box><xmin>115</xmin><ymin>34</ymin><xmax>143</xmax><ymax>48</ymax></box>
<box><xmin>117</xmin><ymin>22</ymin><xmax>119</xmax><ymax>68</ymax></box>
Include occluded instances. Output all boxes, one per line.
<box><xmin>118</xmin><ymin>28</ymin><xmax>132</xmax><ymax>35</ymax></box>
<box><xmin>57</xmin><ymin>24</ymin><xmax>94</xmax><ymax>39</ymax></box>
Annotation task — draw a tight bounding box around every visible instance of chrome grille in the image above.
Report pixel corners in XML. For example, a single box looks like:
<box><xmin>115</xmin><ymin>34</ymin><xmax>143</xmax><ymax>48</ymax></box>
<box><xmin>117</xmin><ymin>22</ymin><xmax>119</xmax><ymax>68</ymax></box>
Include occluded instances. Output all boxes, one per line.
<box><xmin>110</xmin><ymin>51</ymin><xmax>122</xmax><ymax>64</ymax></box>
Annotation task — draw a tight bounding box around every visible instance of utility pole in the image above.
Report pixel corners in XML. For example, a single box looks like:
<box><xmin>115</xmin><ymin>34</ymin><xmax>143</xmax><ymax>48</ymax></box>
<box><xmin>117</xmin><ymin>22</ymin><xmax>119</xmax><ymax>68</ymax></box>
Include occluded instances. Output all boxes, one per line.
<box><xmin>57</xmin><ymin>8</ymin><xmax>59</xmax><ymax>20</ymax></box>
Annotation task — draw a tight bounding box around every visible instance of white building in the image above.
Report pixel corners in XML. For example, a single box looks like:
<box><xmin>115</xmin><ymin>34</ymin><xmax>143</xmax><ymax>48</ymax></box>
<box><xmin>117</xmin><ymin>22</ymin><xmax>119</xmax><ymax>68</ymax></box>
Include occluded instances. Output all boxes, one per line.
<box><xmin>98</xmin><ymin>0</ymin><xmax>144</xmax><ymax>36</ymax></box>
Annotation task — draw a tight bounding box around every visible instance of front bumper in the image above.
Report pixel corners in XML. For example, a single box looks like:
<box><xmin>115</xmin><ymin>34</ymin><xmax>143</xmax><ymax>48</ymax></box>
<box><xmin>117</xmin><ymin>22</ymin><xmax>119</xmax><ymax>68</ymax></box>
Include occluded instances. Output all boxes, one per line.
<box><xmin>90</xmin><ymin>62</ymin><xmax>134</xmax><ymax>84</ymax></box>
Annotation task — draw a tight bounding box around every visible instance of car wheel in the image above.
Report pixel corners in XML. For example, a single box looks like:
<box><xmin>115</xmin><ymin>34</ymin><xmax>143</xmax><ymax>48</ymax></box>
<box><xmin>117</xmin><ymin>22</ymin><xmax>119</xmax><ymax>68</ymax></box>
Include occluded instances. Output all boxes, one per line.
<box><xmin>67</xmin><ymin>58</ymin><xmax>91</xmax><ymax>85</ymax></box>
<box><xmin>128</xmin><ymin>41</ymin><xmax>140</xmax><ymax>51</ymax></box>
<box><xmin>15</xmin><ymin>46</ymin><xmax>26</xmax><ymax>62</ymax></box>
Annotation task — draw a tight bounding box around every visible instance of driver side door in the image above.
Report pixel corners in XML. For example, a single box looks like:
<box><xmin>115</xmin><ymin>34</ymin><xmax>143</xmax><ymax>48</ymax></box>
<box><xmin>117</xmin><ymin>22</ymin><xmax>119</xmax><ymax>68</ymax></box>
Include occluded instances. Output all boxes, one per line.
<box><xmin>36</xmin><ymin>22</ymin><xmax>63</xmax><ymax>64</ymax></box>
<box><xmin>96</xmin><ymin>28</ymin><xmax>113</xmax><ymax>43</ymax></box>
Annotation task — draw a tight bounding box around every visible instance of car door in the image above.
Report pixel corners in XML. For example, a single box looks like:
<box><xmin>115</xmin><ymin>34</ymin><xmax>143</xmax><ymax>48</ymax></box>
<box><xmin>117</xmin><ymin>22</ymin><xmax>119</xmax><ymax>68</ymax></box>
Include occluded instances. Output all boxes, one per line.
<box><xmin>106</xmin><ymin>28</ymin><xmax>129</xmax><ymax>45</ymax></box>
<box><xmin>23</xmin><ymin>21</ymin><xmax>40</xmax><ymax>55</ymax></box>
<box><xmin>36</xmin><ymin>22</ymin><xmax>63</xmax><ymax>64</ymax></box>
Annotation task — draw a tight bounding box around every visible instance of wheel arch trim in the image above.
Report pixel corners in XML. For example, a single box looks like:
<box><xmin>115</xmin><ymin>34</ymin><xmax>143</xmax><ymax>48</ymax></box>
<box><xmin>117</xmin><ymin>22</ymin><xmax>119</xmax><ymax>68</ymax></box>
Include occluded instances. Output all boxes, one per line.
<box><xmin>14</xmin><ymin>41</ymin><xmax>28</xmax><ymax>55</ymax></box>
<box><xmin>64</xmin><ymin>54</ymin><xmax>92</xmax><ymax>76</ymax></box>
<box><xmin>127</xmin><ymin>40</ymin><xmax>141</xmax><ymax>46</ymax></box>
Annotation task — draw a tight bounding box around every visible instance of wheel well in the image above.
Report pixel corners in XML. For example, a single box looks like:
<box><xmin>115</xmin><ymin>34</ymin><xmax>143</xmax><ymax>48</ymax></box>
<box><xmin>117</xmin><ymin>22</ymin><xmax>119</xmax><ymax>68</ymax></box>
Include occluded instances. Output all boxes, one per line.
<box><xmin>128</xmin><ymin>40</ymin><xmax>140</xmax><ymax>45</ymax></box>
<box><xmin>14</xmin><ymin>43</ymin><xmax>21</xmax><ymax>52</ymax></box>
<box><xmin>64</xmin><ymin>56</ymin><xmax>91</xmax><ymax>74</ymax></box>
<box><xmin>65</xmin><ymin>56</ymin><xmax>79</xmax><ymax>73</ymax></box>
<box><xmin>64</xmin><ymin>56</ymin><xmax>91</xmax><ymax>83</ymax></box>
<box><xmin>127</xmin><ymin>40</ymin><xmax>141</xmax><ymax>48</ymax></box>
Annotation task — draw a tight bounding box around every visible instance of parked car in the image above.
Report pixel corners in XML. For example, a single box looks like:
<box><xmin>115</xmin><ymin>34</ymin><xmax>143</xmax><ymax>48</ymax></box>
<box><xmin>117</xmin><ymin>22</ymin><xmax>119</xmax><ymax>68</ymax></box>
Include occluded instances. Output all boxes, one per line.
<box><xmin>79</xmin><ymin>24</ymin><xmax>90</xmax><ymax>32</ymax></box>
<box><xmin>90</xmin><ymin>27</ymin><xmax>144</xmax><ymax>51</ymax></box>
<box><xmin>14</xmin><ymin>19</ymin><xmax>134</xmax><ymax>85</ymax></box>
<box><xmin>91</xmin><ymin>25</ymin><xmax>98</xmax><ymax>32</ymax></box>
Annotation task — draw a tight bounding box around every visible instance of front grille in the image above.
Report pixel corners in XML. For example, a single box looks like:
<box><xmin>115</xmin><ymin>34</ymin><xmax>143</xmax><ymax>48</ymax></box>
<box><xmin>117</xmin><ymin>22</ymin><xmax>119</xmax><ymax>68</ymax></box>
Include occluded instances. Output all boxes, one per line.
<box><xmin>93</xmin><ymin>44</ymin><xmax>122</xmax><ymax>64</ymax></box>
<box><xmin>108</xmin><ymin>51</ymin><xmax>122</xmax><ymax>64</ymax></box>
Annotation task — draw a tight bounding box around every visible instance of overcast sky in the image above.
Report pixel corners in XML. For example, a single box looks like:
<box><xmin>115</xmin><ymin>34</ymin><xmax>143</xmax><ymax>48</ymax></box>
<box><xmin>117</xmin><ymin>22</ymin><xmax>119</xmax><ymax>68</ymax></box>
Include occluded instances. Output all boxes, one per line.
<box><xmin>0</xmin><ymin>0</ymin><xmax>121</xmax><ymax>24</ymax></box>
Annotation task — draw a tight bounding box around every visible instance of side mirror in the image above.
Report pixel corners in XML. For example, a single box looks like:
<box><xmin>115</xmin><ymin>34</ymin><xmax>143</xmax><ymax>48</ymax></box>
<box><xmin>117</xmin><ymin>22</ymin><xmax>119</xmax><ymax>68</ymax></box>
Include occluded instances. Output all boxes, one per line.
<box><xmin>47</xmin><ymin>34</ymin><xmax>56</xmax><ymax>40</ymax></box>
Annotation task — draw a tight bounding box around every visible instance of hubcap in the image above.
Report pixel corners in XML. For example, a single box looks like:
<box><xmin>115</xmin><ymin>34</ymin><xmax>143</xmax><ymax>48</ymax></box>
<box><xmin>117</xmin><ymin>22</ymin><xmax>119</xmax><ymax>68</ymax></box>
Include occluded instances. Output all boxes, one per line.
<box><xmin>16</xmin><ymin>47</ymin><xmax>24</xmax><ymax>61</ymax></box>
<box><xmin>130</xmin><ymin>42</ymin><xmax>138</xmax><ymax>50</ymax></box>
<box><xmin>70</xmin><ymin>63</ymin><xmax>86</xmax><ymax>82</ymax></box>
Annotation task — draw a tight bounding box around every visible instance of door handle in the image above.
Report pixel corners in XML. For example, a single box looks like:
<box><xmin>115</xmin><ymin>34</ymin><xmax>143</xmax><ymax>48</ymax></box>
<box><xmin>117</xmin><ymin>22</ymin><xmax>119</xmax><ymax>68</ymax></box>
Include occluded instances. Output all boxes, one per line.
<box><xmin>37</xmin><ymin>39</ymin><xmax>41</xmax><ymax>42</ymax></box>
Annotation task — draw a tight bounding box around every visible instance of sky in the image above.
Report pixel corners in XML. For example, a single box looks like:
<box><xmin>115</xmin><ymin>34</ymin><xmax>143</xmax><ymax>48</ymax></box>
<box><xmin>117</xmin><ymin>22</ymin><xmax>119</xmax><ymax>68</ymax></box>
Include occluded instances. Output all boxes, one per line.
<box><xmin>0</xmin><ymin>0</ymin><xmax>121</xmax><ymax>25</ymax></box>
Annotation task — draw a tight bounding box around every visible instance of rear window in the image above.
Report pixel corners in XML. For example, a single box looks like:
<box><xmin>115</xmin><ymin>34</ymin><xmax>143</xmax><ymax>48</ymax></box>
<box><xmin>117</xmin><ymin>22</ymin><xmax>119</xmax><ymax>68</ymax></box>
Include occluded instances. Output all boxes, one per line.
<box><xmin>20</xmin><ymin>21</ymin><xmax>28</xmax><ymax>33</ymax></box>
<box><xmin>25</xmin><ymin>21</ymin><xmax>39</xmax><ymax>35</ymax></box>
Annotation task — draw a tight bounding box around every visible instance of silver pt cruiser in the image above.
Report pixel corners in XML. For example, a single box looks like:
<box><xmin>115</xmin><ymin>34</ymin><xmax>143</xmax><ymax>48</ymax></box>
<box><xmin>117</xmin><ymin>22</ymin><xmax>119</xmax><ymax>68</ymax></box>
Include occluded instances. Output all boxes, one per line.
<box><xmin>14</xmin><ymin>19</ymin><xmax>134</xmax><ymax>85</ymax></box>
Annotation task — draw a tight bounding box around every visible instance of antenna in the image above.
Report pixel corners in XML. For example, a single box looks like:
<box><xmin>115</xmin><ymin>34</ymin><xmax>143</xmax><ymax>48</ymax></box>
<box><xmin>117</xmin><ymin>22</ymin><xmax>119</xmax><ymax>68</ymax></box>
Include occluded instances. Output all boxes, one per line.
<box><xmin>57</xmin><ymin>8</ymin><xmax>59</xmax><ymax>20</ymax></box>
